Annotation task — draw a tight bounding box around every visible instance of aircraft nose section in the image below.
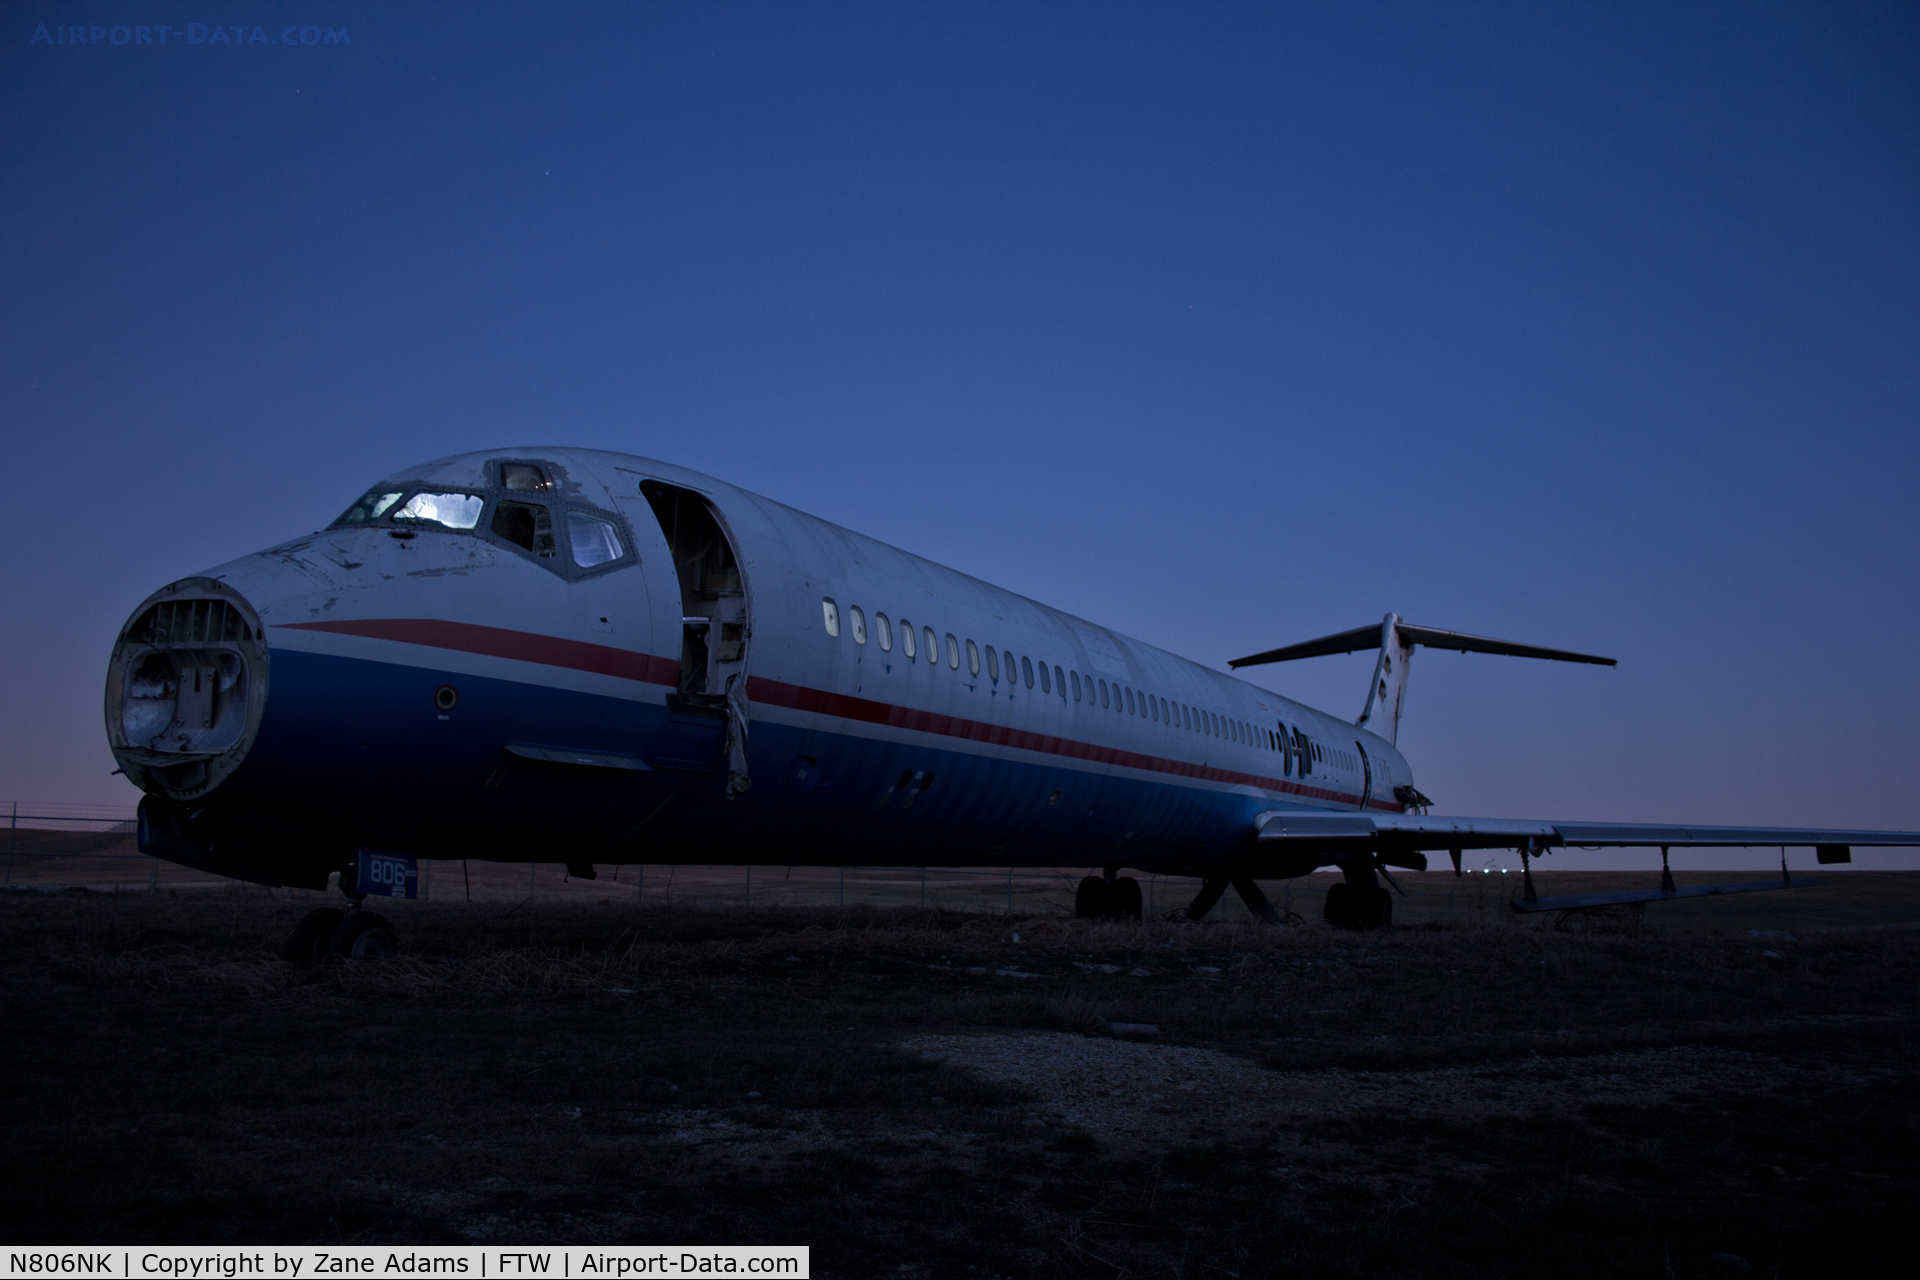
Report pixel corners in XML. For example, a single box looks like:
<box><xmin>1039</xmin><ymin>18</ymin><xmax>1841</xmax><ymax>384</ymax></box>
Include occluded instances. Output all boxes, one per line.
<box><xmin>104</xmin><ymin>577</ymin><xmax>271</xmax><ymax>802</ymax></box>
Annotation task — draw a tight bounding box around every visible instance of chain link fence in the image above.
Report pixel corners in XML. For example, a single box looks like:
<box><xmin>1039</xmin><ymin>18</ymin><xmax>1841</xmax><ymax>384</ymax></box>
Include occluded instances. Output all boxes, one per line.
<box><xmin>1</xmin><ymin>800</ymin><xmax>1532</xmax><ymax>925</ymax></box>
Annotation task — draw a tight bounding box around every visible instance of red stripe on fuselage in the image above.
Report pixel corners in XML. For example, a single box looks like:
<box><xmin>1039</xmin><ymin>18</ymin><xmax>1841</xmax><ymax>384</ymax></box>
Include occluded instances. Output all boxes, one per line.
<box><xmin>277</xmin><ymin>617</ymin><xmax>682</xmax><ymax>687</ymax></box>
<box><xmin>745</xmin><ymin>674</ymin><xmax>1382</xmax><ymax>809</ymax></box>
<box><xmin>273</xmin><ymin>617</ymin><xmax>1393</xmax><ymax>811</ymax></box>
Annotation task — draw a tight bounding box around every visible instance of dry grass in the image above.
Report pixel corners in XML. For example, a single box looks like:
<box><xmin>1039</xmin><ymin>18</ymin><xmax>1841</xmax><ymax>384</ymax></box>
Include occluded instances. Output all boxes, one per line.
<box><xmin>1</xmin><ymin>881</ymin><xmax>1916</xmax><ymax>1277</ymax></box>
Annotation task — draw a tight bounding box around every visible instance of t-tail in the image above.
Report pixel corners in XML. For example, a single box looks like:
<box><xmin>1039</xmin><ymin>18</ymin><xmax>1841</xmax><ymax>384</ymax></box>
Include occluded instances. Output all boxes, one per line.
<box><xmin>1227</xmin><ymin>613</ymin><xmax>1616</xmax><ymax>745</ymax></box>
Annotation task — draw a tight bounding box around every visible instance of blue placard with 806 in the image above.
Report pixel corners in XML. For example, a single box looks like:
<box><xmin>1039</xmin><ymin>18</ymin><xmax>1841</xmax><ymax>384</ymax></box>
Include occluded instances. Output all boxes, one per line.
<box><xmin>356</xmin><ymin>849</ymin><xmax>418</xmax><ymax>899</ymax></box>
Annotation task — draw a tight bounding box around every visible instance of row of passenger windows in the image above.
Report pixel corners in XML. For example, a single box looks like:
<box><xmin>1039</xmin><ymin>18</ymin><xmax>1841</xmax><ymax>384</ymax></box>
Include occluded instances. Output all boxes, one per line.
<box><xmin>820</xmin><ymin>597</ymin><xmax>1331</xmax><ymax>777</ymax></box>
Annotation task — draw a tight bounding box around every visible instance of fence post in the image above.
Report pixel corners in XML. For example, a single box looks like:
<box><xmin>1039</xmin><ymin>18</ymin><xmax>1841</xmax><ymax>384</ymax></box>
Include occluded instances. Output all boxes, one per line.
<box><xmin>920</xmin><ymin>867</ymin><xmax>926</xmax><ymax>908</ymax></box>
<box><xmin>1006</xmin><ymin>868</ymin><xmax>1013</xmax><ymax>913</ymax></box>
<box><xmin>4</xmin><ymin>801</ymin><xmax>15</xmax><ymax>886</ymax></box>
<box><xmin>530</xmin><ymin>861</ymin><xmax>536</xmax><ymax>894</ymax></box>
<box><xmin>637</xmin><ymin>863</ymin><xmax>643</xmax><ymax>905</ymax></box>
<box><xmin>839</xmin><ymin>866</ymin><xmax>845</xmax><ymax>908</ymax></box>
<box><xmin>745</xmin><ymin>864</ymin><xmax>751</xmax><ymax>906</ymax></box>
<box><xmin>421</xmin><ymin>859</ymin><xmax>430</xmax><ymax>901</ymax></box>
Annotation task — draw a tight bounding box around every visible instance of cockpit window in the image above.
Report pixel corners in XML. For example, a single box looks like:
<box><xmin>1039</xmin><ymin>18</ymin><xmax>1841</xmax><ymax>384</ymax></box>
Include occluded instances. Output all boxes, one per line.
<box><xmin>567</xmin><ymin>512</ymin><xmax>624</xmax><ymax>567</ymax></box>
<box><xmin>500</xmin><ymin>463</ymin><xmax>551</xmax><ymax>492</ymax></box>
<box><xmin>392</xmin><ymin>492</ymin><xmax>485</xmax><ymax>529</ymax></box>
<box><xmin>491</xmin><ymin>501</ymin><xmax>556</xmax><ymax>557</ymax></box>
<box><xmin>335</xmin><ymin>490</ymin><xmax>405</xmax><ymax>525</ymax></box>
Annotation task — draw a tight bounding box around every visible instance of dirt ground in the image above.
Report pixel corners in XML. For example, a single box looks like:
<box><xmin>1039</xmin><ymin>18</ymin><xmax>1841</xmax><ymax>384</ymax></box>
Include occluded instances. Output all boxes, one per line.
<box><xmin>1</xmin><ymin>878</ymin><xmax>1914</xmax><ymax>1277</ymax></box>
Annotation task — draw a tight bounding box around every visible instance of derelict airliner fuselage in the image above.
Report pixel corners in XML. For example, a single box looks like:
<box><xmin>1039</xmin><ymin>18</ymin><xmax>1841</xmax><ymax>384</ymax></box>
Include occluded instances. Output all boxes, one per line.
<box><xmin>104</xmin><ymin>448</ymin><xmax>1919</xmax><ymax>947</ymax></box>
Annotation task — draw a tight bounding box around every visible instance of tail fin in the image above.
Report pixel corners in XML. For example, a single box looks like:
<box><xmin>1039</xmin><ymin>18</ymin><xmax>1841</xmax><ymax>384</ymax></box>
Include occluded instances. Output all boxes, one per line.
<box><xmin>1227</xmin><ymin>614</ymin><xmax>1615</xmax><ymax>746</ymax></box>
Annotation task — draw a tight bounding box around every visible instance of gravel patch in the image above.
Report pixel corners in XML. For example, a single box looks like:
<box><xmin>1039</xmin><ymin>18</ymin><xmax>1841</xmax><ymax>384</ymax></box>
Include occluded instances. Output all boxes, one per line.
<box><xmin>902</xmin><ymin>1031</ymin><xmax>1850</xmax><ymax>1145</ymax></box>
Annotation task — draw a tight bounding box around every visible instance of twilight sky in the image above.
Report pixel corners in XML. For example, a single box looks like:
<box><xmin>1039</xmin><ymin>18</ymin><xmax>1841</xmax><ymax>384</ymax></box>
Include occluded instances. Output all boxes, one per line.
<box><xmin>3</xmin><ymin>2</ymin><xmax>1916</xmax><ymax>868</ymax></box>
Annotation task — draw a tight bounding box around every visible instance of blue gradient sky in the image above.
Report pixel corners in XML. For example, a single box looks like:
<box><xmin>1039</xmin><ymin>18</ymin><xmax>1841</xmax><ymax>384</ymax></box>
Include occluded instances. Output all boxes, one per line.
<box><xmin>4</xmin><ymin>3</ymin><xmax>1916</xmax><ymax>869</ymax></box>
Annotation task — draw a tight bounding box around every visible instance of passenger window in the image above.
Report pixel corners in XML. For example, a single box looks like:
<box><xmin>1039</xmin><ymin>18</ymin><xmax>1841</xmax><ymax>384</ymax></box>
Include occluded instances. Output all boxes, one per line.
<box><xmin>1148</xmin><ymin>696</ymin><xmax>1158</xmax><ymax>723</ymax></box>
<box><xmin>900</xmin><ymin>619</ymin><xmax>914</xmax><ymax>658</ymax></box>
<box><xmin>946</xmin><ymin>633</ymin><xmax>960</xmax><ymax>669</ymax></box>
<box><xmin>1098</xmin><ymin>679</ymin><xmax>1109</xmax><ymax>708</ymax></box>
<box><xmin>1038</xmin><ymin>663</ymin><xmax>1051</xmax><ymax>694</ymax></box>
<box><xmin>876</xmin><ymin>613</ymin><xmax>894</xmax><ymax>651</ymax></box>
<box><xmin>499</xmin><ymin>463</ymin><xmax>551</xmax><ymax>491</ymax></box>
<box><xmin>850</xmin><ymin>606</ymin><xmax>867</xmax><ymax>645</ymax></box>
<box><xmin>822</xmin><ymin>598</ymin><xmax>840</xmax><ymax>637</ymax></box>
<box><xmin>1183</xmin><ymin>705</ymin><xmax>1192</xmax><ymax>731</ymax></box>
<box><xmin>967</xmin><ymin>639</ymin><xmax>980</xmax><ymax>675</ymax></box>
<box><xmin>926</xmin><ymin>627</ymin><xmax>939</xmax><ymax>665</ymax></box>
<box><xmin>396</xmin><ymin>492</ymin><xmax>485</xmax><ymax>530</ymax></box>
<box><xmin>1160</xmin><ymin>698</ymin><xmax>1169</xmax><ymax>723</ymax></box>
<box><xmin>1071</xmin><ymin>671</ymin><xmax>1082</xmax><ymax>701</ymax></box>
<box><xmin>334</xmin><ymin>490</ymin><xmax>404</xmax><ymax>525</ymax></box>
<box><xmin>1055</xmin><ymin>666</ymin><xmax>1065</xmax><ymax>699</ymax></box>
<box><xmin>1022</xmin><ymin>656</ymin><xmax>1034</xmax><ymax>689</ymax></box>
<box><xmin>567</xmin><ymin>512</ymin><xmax>625</xmax><ymax>567</ymax></box>
<box><xmin>986</xmin><ymin>646</ymin><xmax>999</xmax><ymax>681</ymax></box>
<box><xmin>1124</xmin><ymin>687</ymin><xmax>1135</xmax><ymax>715</ymax></box>
<box><xmin>492</xmin><ymin>501</ymin><xmax>556</xmax><ymax>556</ymax></box>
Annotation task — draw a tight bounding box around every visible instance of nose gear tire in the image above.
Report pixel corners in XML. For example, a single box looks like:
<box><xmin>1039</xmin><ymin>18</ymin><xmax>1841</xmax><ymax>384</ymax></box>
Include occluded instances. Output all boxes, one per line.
<box><xmin>279</xmin><ymin>907</ymin><xmax>345</xmax><ymax>967</ymax></box>
<box><xmin>327</xmin><ymin>910</ymin><xmax>399</xmax><ymax>961</ymax></box>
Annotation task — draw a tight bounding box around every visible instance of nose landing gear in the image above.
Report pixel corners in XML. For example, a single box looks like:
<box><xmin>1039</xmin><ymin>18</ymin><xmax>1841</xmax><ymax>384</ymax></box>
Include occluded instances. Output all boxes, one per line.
<box><xmin>276</xmin><ymin>866</ymin><xmax>401</xmax><ymax>966</ymax></box>
<box><xmin>277</xmin><ymin>905</ymin><xmax>400</xmax><ymax>965</ymax></box>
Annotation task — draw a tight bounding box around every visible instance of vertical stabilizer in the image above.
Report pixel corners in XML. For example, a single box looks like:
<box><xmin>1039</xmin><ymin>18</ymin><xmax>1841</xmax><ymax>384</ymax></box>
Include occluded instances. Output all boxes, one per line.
<box><xmin>1355</xmin><ymin>613</ymin><xmax>1415</xmax><ymax>745</ymax></box>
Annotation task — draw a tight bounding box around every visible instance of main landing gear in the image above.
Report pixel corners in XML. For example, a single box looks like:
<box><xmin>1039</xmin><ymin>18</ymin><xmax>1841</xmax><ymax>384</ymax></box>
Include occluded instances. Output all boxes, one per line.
<box><xmin>1178</xmin><ymin>865</ymin><xmax>1395</xmax><ymax>928</ymax></box>
<box><xmin>1076</xmin><ymin>870</ymin><xmax>1144</xmax><ymax>920</ymax></box>
<box><xmin>1323</xmin><ymin>880</ymin><xmax>1392</xmax><ymax>930</ymax></box>
<box><xmin>276</xmin><ymin>867</ymin><xmax>400</xmax><ymax>966</ymax></box>
<box><xmin>1323</xmin><ymin>858</ymin><xmax>1399</xmax><ymax>930</ymax></box>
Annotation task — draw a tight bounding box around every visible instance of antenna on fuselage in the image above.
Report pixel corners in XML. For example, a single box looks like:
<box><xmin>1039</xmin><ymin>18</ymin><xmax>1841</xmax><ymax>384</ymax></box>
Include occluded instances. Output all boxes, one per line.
<box><xmin>1227</xmin><ymin>612</ymin><xmax>1615</xmax><ymax>745</ymax></box>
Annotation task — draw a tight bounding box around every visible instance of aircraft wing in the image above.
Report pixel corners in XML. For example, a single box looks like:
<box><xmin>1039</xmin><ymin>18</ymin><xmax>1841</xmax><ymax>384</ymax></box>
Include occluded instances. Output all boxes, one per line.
<box><xmin>1256</xmin><ymin>811</ymin><xmax>1920</xmax><ymax>855</ymax></box>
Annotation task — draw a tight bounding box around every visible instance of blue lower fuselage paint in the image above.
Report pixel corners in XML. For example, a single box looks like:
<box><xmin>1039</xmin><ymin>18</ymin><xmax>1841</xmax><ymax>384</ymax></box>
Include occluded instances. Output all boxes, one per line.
<box><xmin>233</xmin><ymin>649</ymin><xmax>1271</xmax><ymax>871</ymax></box>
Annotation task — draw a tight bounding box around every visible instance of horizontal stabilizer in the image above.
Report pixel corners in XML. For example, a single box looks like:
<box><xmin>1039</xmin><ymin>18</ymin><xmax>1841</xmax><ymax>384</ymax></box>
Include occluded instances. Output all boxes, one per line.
<box><xmin>1509</xmin><ymin>878</ymin><xmax>1825</xmax><ymax>913</ymax></box>
<box><xmin>1229</xmin><ymin>620</ymin><xmax>1615</xmax><ymax>669</ymax></box>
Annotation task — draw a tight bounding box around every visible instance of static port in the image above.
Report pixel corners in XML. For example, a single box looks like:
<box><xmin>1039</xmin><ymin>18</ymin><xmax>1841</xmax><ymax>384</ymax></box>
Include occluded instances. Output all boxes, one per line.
<box><xmin>435</xmin><ymin>685</ymin><xmax>459</xmax><ymax>711</ymax></box>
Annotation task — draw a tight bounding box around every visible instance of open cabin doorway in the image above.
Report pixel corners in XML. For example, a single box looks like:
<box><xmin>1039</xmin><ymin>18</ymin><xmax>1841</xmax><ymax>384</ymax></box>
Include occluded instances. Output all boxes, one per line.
<box><xmin>641</xmin><ymin>481</ymin><xmax>748</xmax><ymax>706</ymax></box>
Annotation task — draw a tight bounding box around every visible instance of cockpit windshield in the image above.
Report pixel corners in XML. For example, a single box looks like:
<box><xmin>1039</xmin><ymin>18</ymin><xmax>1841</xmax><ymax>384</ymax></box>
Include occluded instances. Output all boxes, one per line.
<box><xmin>334</xmin><ymin>490</ymin><xmax>405</xmax><ymax>525</ymax></box>
<box><xmin>392</xmin><ymin>492</ymin><xmax>485</xmax><ymax>529</ymax></box>
<box><xmin>326</xmin><ymin>462</ymin><xmax>632</xmax><ymax>576</ymax></box>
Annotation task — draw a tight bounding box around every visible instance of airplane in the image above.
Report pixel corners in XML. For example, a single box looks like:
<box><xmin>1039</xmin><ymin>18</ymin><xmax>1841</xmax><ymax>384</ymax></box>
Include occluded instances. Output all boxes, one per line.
<box><xmin>102</xmin><ymin>448</ymin><xmax>1920</xmax><ymax>961</ymax></box>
